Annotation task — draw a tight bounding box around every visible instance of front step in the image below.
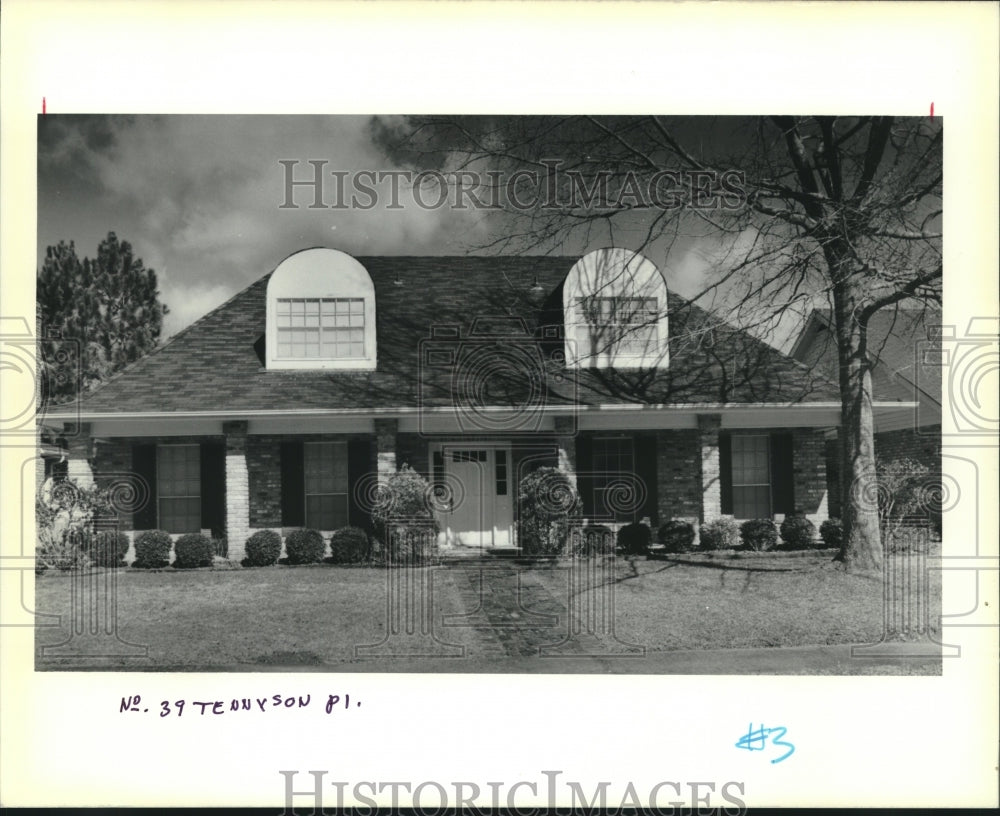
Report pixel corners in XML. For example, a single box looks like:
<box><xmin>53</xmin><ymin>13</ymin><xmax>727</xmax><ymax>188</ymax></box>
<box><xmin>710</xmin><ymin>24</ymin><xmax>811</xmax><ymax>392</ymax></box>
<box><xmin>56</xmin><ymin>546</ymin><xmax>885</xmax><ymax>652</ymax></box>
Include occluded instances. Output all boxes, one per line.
<box><xmin>436</xmin><ymin>546</ymin><xmax>523</xmax><ymax>563</ymax></box>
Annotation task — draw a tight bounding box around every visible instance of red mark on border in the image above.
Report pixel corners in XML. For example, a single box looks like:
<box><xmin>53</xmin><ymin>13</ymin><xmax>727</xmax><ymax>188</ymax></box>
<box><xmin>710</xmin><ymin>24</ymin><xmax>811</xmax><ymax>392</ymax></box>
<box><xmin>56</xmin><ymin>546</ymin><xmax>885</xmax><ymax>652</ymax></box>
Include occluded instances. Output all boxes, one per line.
<box><xmin>929</xmin><ymin>102</ymin><xmax>934</xmax><ymax>118</ymax></box>
<box><xmin>42</xmin><ymin>97</ymin><xmax>46</xmax><ymax>115</ymax></box>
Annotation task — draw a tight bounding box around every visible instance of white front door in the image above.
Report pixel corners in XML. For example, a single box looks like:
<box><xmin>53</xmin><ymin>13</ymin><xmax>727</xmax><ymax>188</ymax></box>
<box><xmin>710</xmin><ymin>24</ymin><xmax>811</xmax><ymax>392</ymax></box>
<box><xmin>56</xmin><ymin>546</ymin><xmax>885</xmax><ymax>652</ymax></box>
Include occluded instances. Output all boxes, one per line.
<box><xmin>438</xmin><ymin>444</ymin><xmax>513</xmax><ymax>548</ymax></box>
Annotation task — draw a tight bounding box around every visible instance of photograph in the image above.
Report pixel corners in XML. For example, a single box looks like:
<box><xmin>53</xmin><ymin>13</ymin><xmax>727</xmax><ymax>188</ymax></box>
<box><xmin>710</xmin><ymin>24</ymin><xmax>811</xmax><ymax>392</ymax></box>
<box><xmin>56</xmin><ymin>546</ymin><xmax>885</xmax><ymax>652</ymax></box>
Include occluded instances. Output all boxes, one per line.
<box><xmin>32</xmin><ymin>113</ymin><xmax>948</xmax><ymax>677</ymax></box>
<box><xmin>2</xmin><ymin>1</ymin><xmax>997</xmax><ymax>811</ymax></box>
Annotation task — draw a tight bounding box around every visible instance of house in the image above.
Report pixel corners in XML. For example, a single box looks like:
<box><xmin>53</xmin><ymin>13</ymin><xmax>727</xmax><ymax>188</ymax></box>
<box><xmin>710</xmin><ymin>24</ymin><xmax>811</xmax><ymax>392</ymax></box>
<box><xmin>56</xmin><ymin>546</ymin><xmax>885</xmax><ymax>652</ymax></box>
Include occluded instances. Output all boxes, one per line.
<box><xmin>41</xmin><ymin>247</ymin><xmax>919</xmax><ymax>560</ymax></box>
<box><xmin>790</xmin><ymin>305</ymin><xmax>941</xmax><ymax>525</ymax></box>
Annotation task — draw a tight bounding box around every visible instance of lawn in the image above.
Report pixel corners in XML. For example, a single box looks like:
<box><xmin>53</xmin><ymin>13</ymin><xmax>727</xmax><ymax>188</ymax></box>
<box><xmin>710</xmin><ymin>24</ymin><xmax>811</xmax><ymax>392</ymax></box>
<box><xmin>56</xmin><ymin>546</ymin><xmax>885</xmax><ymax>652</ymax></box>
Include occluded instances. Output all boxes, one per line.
<box><xmin>33</xmin><ymin>551</ymin><xmax>942</xmax><ymax>672</ymax></box>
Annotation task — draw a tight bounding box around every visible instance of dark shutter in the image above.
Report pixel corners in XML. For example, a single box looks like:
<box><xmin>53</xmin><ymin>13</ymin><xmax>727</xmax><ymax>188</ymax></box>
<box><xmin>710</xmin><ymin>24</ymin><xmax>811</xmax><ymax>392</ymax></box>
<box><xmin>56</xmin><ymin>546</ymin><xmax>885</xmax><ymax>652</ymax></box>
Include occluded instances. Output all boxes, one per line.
<box><xmin>347</xmin><ymin>436</ymin><xmax>374</xmax><ymax>530</ymax></box>
<box><xmin>200</xmin><ymin>443</ymin><xmax>226</xmax><ymax>538</ymax></box>
<box><xmin>132</xmin><ymin>444</ymin><xmax>158</xmax><ymax>530</ymax></box>
<box><xmin>280</xmin><ymin>441</ymin><xmax>305</xmax><ymax>527</ymax></box>
<box><xmin>575</xmin><ymin>432</ymin><xmax>594</xmax><ymax>517</ymax></box>
<box><xmin>719</xmin><ymin>433</ymin><xmax>733</xmax><ymax>515</ymax></box>
<box><xmin>770</xmin><ymin>432</ymin><xmax>794</xmax><ymax>515</ymax></box>
<box><xmin>634</xmin><ymin>433</ymin><xmax>658</xmax><ymax>524</ymax></box>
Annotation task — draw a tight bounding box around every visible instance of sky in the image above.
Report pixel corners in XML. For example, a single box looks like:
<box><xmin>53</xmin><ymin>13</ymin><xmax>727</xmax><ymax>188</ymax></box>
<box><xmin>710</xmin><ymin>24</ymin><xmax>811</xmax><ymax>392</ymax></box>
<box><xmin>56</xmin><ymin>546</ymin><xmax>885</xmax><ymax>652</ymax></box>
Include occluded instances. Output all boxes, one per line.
<box><xmin>36</xmin><ymin>114</ymin><xmax>800</xmax><ymax>344</ymax></box>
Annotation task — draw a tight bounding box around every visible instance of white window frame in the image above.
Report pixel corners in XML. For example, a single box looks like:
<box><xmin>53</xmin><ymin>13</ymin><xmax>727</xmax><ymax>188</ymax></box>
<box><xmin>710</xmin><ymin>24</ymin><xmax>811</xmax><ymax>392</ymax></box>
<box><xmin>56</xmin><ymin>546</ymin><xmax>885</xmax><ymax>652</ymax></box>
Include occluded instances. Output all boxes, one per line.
<box><xmin>275</xmin><ymin>297</ymin><xmax>366</xmax><ymax>361</ymax></box>
<box><xmin>265</xmin><ymin>248</ymin><xmax>377</xmax><ymax>371</ymax></box>
<box><xmin>575</xmin><ymin>296</ymin><xmax>659</xmax><ymax>363</ymax></box>
<box><xmin>156</xmin><ymin>443</ymin><xmax>201</xmax><ymax>534</ymax></box>
<box><xmin>730</xmin><ymin>433</ymin><xmax>772</xmax><ymax>519</ymax></box>
<box><xmin>562</xmin><ymin>249</ymin><xmax>669</xmax><ymax>370</ymax></box>
<box><xmin>303</xmin><ymin>440</ymin><xmax>349</xmax><ymax>531</ymax></box>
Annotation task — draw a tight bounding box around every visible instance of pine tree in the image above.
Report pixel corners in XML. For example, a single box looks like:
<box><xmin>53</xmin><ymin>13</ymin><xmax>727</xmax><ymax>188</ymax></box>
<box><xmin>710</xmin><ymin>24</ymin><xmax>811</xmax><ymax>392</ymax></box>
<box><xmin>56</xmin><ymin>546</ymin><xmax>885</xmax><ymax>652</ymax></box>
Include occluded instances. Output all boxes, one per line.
<box><xmin>37</xmin><ymin>232</ymin><xmax>169</xmax><ymax>404</ymax></box>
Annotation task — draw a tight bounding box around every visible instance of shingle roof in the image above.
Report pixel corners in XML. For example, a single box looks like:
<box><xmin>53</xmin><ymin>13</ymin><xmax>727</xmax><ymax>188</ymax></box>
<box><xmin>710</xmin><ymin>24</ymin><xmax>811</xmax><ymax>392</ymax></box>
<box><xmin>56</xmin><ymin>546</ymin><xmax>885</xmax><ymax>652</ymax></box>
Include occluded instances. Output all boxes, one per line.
<box><xmin>66</xmin><ymin>255</ymin><xmax>841</xmax><ymax>415</ymax></box>
<box><xmin>795</xmin><ymin>307</ymin><xmax>941</xmax><ymax>407</ymax></box>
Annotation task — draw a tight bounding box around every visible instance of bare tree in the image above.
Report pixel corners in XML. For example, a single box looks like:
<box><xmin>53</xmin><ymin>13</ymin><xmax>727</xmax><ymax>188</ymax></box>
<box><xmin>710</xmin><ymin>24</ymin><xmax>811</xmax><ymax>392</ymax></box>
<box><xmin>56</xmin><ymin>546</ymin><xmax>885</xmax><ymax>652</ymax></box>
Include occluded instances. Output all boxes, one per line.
<box><xmin>373</xmin><ymin>115</ymin><xmax>943</xmax><ymax>571</ymax></box>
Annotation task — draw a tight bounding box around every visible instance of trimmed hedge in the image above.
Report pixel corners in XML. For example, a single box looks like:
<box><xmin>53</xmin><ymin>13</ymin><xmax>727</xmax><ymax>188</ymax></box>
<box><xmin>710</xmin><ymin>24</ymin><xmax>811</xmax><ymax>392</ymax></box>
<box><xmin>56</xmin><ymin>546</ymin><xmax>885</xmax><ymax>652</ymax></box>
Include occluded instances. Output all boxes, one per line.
<box><xmin>740</xmin><ymin>519</ymin><xmax>778</xmax><ymax>552</ymax></box>
<box><xmin>87</xmin><ymin>530</ymin><xmax>130</xmax><ymax>567</ymax></box>
<box><xmin>658</xmin><ymin>520</ymin><xmax>696</xmax><ymax>553</ymax></box>
<box><xmin>819</xmin><ymin>518</ymin><xmax>843</xmax><ymax>549</ymax></box>
<box><xmin>780</xmin><ymin>515</ymin><xmax>817</xmax><ymax>549</ymax></box>
<box><xmin>373</xmin><ymin>523</ymin><xmax>438</xmax><ymax>565</ymax></box>
<box><xmin>329</xmin><ymin>526</ymin><xmax>371</xmax><ymax>564</ymax></box>
<box><xmin>572</xmin><ymin>525</ymin><xmax>616</xmax><ymax>557</ymax></box>
<box><xmin>617</xmin><ymin>522</ymin><xmax>652</xmax><ymax>555</ymax></box>
<box><xmin>699</xmin><ymin>516</ymin><xmax>740</xmax><ymax>550</ymax></box>
<box><xmin>173</xmin><ymin>533</ymin><xmax>214</xmax><ymax>568</ymax></box>
<box><xmin>245</xmin><ymin>530</ymin><xmax>282</xmax><ymax>567</ymax></box>
<box><xmin>285</xmin><ymin>528</ymin><xmax>326</xmax><ymax>564</ymax></box>
<box><xmin>133</xmin><ymin>530</ymin><xmax>172</xmax><ymax>569</ymax></box>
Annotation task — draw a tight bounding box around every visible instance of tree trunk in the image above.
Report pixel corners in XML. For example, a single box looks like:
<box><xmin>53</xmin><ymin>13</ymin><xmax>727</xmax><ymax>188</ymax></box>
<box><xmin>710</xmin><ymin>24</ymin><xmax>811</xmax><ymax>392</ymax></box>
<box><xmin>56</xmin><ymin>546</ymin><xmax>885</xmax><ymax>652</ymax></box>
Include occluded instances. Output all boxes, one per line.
<box><xmin>831</xmin><ymin>271</ymin><xmax>883</xmax><ymax>572</ymax></box>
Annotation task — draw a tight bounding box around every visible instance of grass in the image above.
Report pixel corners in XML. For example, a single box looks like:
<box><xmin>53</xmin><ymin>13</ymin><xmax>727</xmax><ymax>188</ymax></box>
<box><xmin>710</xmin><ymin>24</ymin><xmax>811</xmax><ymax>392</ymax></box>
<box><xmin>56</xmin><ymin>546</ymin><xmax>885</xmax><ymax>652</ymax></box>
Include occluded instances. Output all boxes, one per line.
<box><xmin>33</xmin><ymin>550</ymin><xmax>941</xmax><ymax>672</ymax></box>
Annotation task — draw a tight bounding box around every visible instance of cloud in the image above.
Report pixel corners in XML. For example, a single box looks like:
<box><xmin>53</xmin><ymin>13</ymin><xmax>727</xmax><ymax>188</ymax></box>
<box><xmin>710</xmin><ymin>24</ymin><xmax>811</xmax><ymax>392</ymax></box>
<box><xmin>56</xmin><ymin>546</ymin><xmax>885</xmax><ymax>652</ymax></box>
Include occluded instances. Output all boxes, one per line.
<box><xmin>38</xmin><ymin>115</ymin><xmax>493</xmax><ymax>337</ymax></box>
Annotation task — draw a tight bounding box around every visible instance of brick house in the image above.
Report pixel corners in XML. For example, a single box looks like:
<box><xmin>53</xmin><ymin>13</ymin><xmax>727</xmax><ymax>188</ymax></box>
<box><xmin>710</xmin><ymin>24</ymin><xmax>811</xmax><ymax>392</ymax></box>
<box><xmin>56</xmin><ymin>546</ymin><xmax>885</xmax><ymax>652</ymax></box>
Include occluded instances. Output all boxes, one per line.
<box><xmin>42</xmin><ymin>247</ymin><xmax>918</xmax><ymax>561</ymax></box>
<box><xmin>790</xmin><ymin>306</ymin><xmax>941</xmax><ymax>524</ymax></box>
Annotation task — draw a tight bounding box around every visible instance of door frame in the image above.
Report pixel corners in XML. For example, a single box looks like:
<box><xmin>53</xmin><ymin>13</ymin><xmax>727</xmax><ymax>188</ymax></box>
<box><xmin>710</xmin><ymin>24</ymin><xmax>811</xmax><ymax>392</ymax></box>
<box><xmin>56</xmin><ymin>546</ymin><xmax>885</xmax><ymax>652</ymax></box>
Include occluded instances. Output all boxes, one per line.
<box><xmin>429</xmin><ymin>440</ymin><xmax>514</xmax><ymax>547</ymax></box>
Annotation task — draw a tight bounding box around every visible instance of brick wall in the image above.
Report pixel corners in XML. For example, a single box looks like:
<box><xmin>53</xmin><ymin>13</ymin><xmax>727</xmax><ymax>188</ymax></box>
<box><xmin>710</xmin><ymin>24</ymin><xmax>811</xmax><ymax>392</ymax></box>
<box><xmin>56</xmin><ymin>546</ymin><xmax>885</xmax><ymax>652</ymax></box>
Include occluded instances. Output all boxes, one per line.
<box><xmin>247</xmin><ymin>435</ymin><xmax>282</xmax><ymax>527</ymax></box>
<box><xmin>875</xmin><ymin>426</ymin><xmax>941</xmax><ymax>472</ymax></box>
<box><xmin>824</xmin><ymin>437</ymin><xmax>841</xmax><ymax>519</ymax></box>
<box><xmin>224</xmin><ymin>421</ymin><xmax>249</xmax><ymax>562</ymax></box>
<box><xmin>698</xmin><ymin>415</ymin><xmax>722</xmax><ymax>522</ymax></box>
<box><xmin>791</xmin><ymin>427</ymin><xmax>828</xmax><ymax>525</ymax></box>
<box><xmin>655</xmin><ymin>429</ymin><xmax>702</xmax><ymax>523</ymax></box>
<box><xmin>822</xmin><ymin>425</ymin><xmax>941</xmax><ymax>525</ymax></box>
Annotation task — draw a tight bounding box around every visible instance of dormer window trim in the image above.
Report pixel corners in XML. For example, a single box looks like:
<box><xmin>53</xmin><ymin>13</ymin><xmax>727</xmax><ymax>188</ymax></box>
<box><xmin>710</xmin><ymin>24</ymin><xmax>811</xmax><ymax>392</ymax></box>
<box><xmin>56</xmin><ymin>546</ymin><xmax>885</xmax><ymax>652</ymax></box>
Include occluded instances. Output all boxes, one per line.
<box><xmin>563</xmin><ymin>248</ymin><xmax>669</xmax><ymax>370</ymax></box>
<box><xmin>265</xmin><ymin>248</ymin><xmax>377</xmax><ymax>371</ymax></box>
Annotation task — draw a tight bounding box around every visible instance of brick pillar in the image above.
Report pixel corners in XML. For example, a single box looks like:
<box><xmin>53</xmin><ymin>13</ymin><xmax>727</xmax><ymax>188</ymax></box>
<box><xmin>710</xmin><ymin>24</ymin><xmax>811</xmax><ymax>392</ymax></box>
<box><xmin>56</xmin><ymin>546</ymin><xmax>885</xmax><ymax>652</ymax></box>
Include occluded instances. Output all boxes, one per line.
<box><xmin>65</xmin><ymin>422</ymin><xmax>94</xmax><ymax>488</ymax></box>
<box><xmin>792</xmin><ymin>427</ymin><xmax>829</xmax><ymax>526</ymax></box>
<box><xmin>374</xmin><ymin>418</ymin><xmax>398</xmax><ymax>483</ymax></box>
<box><xmin>554</xmin><ymin>415</ymin><xmax>577</xmax><ymax>488</ymax></box>
<box><xmin>224</xmin><ymin>421</ymin><xmax>249</xmax><ymax>562</ymax></box>
<box><xmin>698</xmin><ymin>414</ymin><xmax>722</xmax><ymax>523</ymax></box>
<box><xmin>656</xmin><ymin>429</ymin><xmax>700</xmax><ymax>523</ymax></box>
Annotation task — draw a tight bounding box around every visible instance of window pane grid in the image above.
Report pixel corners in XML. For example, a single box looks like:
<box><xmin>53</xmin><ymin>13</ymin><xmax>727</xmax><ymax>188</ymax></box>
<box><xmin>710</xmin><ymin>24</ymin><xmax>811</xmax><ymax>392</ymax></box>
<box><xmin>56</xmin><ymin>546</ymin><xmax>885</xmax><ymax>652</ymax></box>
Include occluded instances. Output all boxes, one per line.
<box><xmin>304</xmin><ymin>441</ymin><xmax>348</xmax><ymax>530</ymax></box>
<box><xmin>276</xmin><ymin>298</ymin><xmax>365</xmax><ymax>359</ymax></box>
<box><xmin>730</xmin><ymin>434</ymin><xmax>771</xmax><ymax>517</ymax></box>
<box><xmin>592</xmin><ymin>436</ymin><xmax>635</xmax><ymax>522</ymax></box>
<box><xmin>157</xmin><ymin>445</ymin><xmax>201</xmax><ymax>533</ymax></box>
<box><xmin>577</xmin><ymin>297</ymin><xmax>657</xmax><ymax>358</ymax></box>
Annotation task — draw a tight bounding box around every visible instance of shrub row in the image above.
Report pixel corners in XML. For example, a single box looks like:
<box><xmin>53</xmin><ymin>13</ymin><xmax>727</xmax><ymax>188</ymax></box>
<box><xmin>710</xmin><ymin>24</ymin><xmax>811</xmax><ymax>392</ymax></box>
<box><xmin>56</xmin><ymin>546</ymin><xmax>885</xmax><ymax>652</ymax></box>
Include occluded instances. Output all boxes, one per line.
<box><xmin>85</xmin><ymin>515</ymin><xmax>848</xmax><ymax>569</ymax></box>
<box><xmin>244</xmin><ymin>526</ymin><xmax>374</xmax><ymax>567</ymax></box>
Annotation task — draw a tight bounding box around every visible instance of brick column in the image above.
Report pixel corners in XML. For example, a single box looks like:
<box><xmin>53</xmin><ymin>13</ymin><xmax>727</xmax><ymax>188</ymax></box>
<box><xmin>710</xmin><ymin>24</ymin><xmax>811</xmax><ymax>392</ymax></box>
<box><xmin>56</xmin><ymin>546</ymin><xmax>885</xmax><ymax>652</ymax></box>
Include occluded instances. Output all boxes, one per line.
<box><xmin>554</xmin><ymin>415</ymin><xmax>577</xmax><ymax>488</ymax></box>
<box><xmin>792</xmin><ymin>427</ymin><xmax>829</xmax><ymax>526</ymax></box>
<box><xmin>655</xmin><ymin>429</ymin><xmax>700</xmax><ymax>523</ymax></box>
<box><xmin>374</xmin><ymin>418</ymin><xmax>398</xmax><ymax>484</ymax></box>
<box><xmin>698</xmin><ymin>414</ymin><xmax>722</xmax><ymax>523</ymax></box>
<box><xmin>65</xmin><ymin>422</ymin><xmax>94</xmax><ymax>488</ymax></box>
<box><xmin>224</xmin><ymin>421</ymin><xmax>249</xmax><ymax>562</ymax></box>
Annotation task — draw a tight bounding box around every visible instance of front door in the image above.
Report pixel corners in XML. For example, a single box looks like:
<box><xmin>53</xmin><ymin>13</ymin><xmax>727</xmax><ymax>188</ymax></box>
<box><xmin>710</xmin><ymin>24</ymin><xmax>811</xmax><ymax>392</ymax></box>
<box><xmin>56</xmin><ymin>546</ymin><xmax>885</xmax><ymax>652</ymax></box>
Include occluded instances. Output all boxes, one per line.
<box><xmin>439</xmin><ymin>444</ymin><xmax>513</xmax><ymax>548</ymax></box>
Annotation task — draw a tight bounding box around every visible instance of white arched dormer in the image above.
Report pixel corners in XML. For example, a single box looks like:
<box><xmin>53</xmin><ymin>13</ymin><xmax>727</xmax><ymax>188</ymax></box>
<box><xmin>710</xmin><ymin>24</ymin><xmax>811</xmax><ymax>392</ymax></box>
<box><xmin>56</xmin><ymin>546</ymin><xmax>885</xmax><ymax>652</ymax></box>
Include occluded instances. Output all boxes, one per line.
<box><xmin>563</xmin><ymin>248</ymin><xmax>669</xmax><ymax>369</ymax></box>
<box><xmin>266</xmin><ymin>248</ymin><xmax>377</xmax><ymax>370</ymax></box>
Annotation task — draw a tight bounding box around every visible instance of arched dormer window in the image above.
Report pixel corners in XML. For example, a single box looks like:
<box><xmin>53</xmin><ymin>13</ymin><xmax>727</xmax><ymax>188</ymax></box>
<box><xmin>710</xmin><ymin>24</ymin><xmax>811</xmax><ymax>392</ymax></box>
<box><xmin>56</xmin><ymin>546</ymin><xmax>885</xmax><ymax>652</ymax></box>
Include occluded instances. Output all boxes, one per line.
<box><xmin>266</xmin><ymin>248</ymin><xmax>377</xmax><ymax>370</ymax></box>
<box><xmin>563</xmin><ymin>248</ymin><xmax>669</xmax><ymax>369</ymax></box>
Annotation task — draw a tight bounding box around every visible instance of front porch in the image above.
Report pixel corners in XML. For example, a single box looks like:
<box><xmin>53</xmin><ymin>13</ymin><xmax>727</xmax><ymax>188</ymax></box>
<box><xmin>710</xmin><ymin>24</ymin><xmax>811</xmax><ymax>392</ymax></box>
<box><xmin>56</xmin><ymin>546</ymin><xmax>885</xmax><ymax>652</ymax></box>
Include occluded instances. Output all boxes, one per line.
<box><xmin>58</xmin><ymin>409</ymin><xmax>833</xmax><ymax>562</ymax></box>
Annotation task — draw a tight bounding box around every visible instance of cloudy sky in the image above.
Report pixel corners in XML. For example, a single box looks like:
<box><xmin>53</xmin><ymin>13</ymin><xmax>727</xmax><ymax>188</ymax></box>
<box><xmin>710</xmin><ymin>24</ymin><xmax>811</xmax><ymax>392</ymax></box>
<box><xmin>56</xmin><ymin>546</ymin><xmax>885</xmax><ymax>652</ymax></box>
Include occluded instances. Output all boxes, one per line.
<box><xmin>36</xmin><ymin>114</ymin><xmax>769</xmax><ymax>341</ymax></box>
